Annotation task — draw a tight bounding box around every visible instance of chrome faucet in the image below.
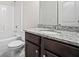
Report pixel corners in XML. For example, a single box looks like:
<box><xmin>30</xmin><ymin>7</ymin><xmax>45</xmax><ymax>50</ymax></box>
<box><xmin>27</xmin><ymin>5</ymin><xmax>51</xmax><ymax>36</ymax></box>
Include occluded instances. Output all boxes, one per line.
<box><xmin>55</xmin><ymin>24</ymin><xmax>61</xmax><ymax>30</ymax></box>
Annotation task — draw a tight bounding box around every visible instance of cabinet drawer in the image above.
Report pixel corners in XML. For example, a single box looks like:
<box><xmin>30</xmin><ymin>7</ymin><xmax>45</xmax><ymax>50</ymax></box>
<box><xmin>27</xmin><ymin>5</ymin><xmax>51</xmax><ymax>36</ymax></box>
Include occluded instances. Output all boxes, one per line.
<box><xmin>25</xmin><ymin>32</ymin><xmax>40</xmax><ymax>45</ymax></box>
<box><xmin>44</xmin><ymin>38</ymin><xmax>79</xmax><ymax>57</ymax></box>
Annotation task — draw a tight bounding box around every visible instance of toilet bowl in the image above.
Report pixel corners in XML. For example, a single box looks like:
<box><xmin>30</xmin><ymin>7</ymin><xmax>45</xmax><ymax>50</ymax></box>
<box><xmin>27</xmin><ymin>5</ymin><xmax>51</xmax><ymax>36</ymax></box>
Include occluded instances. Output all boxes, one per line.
<box><xmin>8</xmin><ymin>40</ymin><xmax>25</xmax><ymax>48</ymax></box>
<box><xmin>8</xmin><ymin>40</ymin><xmax>25</xmax><ymax>57</ymax></box>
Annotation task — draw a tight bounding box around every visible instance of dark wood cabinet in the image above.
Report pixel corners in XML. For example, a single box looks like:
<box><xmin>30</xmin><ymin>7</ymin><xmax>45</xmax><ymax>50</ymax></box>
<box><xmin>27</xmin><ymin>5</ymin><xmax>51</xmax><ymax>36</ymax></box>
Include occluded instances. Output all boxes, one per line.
<box><xmin>25</xmin><ymin>41</ymin><xmax>40</xmax><ymax>57</ymax></box>
<box><xmin>44</xmin><ymin>38</ymin><xmax>79</xmax><ymax>57</ymax></box>
<box><xmin>25</xmin><ymin>32</ymin><xmax>41</xmax><ymax>57</ymax></box>
<box><xmin>44</xmin><ymin>50</ymin><xmax>58</xmax><ymax>57</ymax></box>
<box><xmin>25</xmin><ymin>32</ymin><xmax>79</xmax><ymax>57</ymax></box>
<box><xmin>25</xmin><ymin>32</ymin><xmax>41</xmax><ymax>46</ymax></box>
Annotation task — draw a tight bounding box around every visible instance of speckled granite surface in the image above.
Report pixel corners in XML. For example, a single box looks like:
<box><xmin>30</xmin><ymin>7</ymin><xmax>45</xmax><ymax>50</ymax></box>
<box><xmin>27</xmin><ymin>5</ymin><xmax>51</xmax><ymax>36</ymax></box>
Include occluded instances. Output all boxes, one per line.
<box><xmin>24</xmin><ymin>28</ymin><xmax>79</xmax><ymax>47</ymax></box>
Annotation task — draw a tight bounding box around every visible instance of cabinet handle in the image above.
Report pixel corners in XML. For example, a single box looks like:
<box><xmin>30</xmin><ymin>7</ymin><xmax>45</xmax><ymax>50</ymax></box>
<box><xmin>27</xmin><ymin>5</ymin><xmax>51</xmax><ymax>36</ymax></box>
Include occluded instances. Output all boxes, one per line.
<box><xmin>43</xmin><ymin>55</ymin><xmax>46</xmax><ymax>57</ymax></box>
<box><xmin>78</xmin><ymin>20</ymin><xmax>79</xmax><ymax>23</ymax></box>
<box><xmin>35</xmin><ymin>50</ymin><xmax>38</xmax><ymax>53</ymax></box>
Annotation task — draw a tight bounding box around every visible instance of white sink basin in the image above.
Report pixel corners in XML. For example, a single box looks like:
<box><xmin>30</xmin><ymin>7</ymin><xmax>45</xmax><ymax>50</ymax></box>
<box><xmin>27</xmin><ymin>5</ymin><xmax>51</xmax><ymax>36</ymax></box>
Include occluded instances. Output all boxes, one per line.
<box><xmin>40</xmin><ymin>30</ymin><xmax>61</xmax><ymax>36</ymax></box>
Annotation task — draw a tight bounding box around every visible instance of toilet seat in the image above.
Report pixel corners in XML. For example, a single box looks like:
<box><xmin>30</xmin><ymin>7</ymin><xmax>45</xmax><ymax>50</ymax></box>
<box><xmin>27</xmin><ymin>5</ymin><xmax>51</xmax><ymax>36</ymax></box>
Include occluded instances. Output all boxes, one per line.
<box><xmin>8</xmin><ymin>40</ymin><xmax>24</xmax><ymax>48</ymax></box>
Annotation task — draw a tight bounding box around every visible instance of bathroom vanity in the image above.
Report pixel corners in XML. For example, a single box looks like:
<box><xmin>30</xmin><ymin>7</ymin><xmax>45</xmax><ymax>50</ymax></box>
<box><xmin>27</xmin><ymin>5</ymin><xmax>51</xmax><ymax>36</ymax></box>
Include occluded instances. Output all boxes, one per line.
<box><xmin>24</xmin><ymin>2</ymin><xmax>79</xmax><ymax>57</ymax></box>
<box><xmin>25</xmin><ymin>28</ymin><xmax>79</xmax><ymax>57</ymax></box>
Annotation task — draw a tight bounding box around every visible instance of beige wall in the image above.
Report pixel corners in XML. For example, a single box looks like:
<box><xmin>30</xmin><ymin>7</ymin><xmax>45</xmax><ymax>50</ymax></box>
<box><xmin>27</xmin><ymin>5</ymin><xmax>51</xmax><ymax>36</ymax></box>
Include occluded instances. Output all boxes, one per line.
<box><xmin>23</xmin><ymin>1</ymin><xmax>39</xmax><ymax>29</ymax></box>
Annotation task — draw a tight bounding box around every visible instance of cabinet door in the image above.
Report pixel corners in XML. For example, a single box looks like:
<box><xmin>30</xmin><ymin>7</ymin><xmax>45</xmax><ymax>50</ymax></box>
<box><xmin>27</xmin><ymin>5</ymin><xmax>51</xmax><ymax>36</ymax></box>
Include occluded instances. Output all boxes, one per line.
<box><xmin>41</xmin><ymin>37</ymin><xmax>58</xmax><ymax>57</ymax></box>
<box><xmin>25</xmin><ymin>41</ymin><xmax>40</xmax><ymax>57</ymax></box>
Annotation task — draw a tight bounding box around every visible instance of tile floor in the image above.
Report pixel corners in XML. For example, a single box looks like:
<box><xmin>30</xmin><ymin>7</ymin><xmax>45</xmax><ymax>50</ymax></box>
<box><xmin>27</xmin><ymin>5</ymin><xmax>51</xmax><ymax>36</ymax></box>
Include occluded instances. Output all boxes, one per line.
<box><xmin>0</xmin><ymin>47</ymin><xmax>25</xmax><ymax>57</ymax></box>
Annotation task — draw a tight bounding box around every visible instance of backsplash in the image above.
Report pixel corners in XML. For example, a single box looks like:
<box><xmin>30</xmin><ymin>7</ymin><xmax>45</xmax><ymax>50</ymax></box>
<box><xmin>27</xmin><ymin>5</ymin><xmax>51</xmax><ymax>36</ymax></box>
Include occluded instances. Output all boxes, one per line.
<box><xmin>38</xmin><ymin>24</ymin><xmax>56</xmax><ymax>29</ymax></box>
<box><xmin>57</xmin><ymin>25</ymin><xmax>79</xmax><ymax>32</ymax></box>
<box><xmin>38</xmin><ymin>24</ymin><xmax>79</xmax><ymax>32</ymax></box>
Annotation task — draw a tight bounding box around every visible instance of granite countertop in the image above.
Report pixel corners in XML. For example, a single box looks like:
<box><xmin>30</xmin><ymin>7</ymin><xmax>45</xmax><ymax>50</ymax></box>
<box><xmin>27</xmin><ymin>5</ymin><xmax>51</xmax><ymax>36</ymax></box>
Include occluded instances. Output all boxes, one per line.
<box><xmin>24</xmin><ymin>28</ymin><xmax>79</xmax><ymax>47</ymax></box>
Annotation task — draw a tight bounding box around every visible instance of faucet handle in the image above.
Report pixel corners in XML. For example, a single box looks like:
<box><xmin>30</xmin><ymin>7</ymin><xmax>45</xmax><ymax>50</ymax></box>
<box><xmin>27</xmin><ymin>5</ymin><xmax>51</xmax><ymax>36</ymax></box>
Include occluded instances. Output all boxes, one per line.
<box><xmin>58</xmin><ymin>24</ymin><xmax>61</xmax><ymax>26</ymax></box>
<box><xmin>78</xmin><ymin>20</ymin><xmax>79</xmax><ymax>23</ymax></box>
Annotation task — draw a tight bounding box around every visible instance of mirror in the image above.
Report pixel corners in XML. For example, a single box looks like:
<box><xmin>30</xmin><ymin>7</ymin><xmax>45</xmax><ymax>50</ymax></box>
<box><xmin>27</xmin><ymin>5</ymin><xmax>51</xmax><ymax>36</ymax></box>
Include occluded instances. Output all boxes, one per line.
<box><xmin>58</xmin><ymin>1</ymin><xmax>79</xmax><ymax>26</ymax></box>
<box><xmin>39</xmin><ymin>1</ymin><xmax>58</xmax><ymax>25</ymax></box>
<box><xmin>39</xmin><ymin>1</ymin><xmax>79</xmax><ymax>27</ymax></box>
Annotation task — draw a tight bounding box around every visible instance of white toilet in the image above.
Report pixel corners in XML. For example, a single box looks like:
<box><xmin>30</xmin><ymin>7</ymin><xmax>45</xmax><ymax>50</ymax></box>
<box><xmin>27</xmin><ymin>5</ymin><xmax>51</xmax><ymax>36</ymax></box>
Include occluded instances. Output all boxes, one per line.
<box><xmin>8</xmin><ymin>40</ymin><xmax>25</xmax><ymax>57</ymax></box>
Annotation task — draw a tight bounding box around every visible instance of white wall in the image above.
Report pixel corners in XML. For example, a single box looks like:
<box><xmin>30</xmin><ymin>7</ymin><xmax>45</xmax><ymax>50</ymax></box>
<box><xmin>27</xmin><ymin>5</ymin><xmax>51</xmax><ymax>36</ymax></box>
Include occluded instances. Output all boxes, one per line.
<box><xmin>23</xmin><ymin>1</ymin><xmax>39</xmax><ymax>29</ymax></box>
<box><xmin>14</xmin><ymin>1</ymin><xmax>25</xmax><ymax>41</ymax></box>
<box><xmin>39</xmin><ymin>1</ymin><xmax>57</xmax><ymax>25</ymax></box>
<box><xmin>14</xmin><ymin>1</ymin><xmax>39</xmax><ymax>41</ymax></box>
<box><xmin>0</xmin><ymin>1</ymin><xmax>14</xmax><ymax>6</ymax></box>
<box><xmin>14</xmin><ymin>1</ymin><xmax>22</xmax><ymax>35</ymax></box>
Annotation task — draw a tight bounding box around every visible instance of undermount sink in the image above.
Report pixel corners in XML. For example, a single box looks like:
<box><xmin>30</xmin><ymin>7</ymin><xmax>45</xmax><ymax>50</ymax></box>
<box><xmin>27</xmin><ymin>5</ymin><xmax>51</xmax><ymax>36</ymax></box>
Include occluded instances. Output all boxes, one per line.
<box><xmin>40</xmin><ymin>29</ymin><xmax>73</xmax><ymax>37</ymax></box>
<box><xmin>40</xmin><ymin>29</ymin><xmax>61</xmax><ymax>34</ymax></box>
<box><xmin>40</xmin><ymin>29</ymin><xmax>61</xmax><ymax>36</ymax></box>
<box><xmin>39</xmin><ymin>29</ymin><xmax>79</xmax><ymax>42</ymax></box>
